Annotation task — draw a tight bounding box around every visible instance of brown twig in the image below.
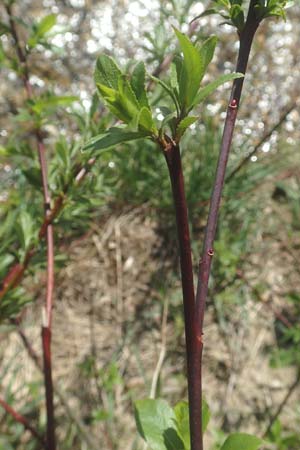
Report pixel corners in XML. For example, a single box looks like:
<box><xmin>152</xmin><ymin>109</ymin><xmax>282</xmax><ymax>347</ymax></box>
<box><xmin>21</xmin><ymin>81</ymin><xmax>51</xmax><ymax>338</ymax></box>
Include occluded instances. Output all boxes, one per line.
<box><xmin>0</xmin><ymin>396</ymin><xmax>45</xmax><ymax>445</ymax></box>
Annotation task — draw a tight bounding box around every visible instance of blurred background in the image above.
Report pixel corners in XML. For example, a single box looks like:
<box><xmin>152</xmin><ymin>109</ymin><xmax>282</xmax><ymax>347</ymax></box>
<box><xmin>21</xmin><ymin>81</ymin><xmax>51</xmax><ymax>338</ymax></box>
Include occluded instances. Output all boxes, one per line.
<box><xmin>0</xmin><ymin>0</ymin><xmax>300</xmax><ymax>449</ymax></box>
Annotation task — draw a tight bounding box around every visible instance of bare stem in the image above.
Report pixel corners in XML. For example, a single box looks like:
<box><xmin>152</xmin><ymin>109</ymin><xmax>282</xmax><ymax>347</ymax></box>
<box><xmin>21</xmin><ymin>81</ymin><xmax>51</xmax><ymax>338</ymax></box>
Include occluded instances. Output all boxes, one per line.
<box><xmin>163</xmin><ymin>141</ymin><xmax>202</xmax><ymax>449</ymax></box>
<box><xmin>193</xmin><ymin>3</ymin><xmax>261</xmax><ymax>448</ymax></box>
<box><xmin>5</xmin><ymin>5</ymin><xmax>56</xmax><ymax>449</ymax></box>
<box><xmin>195</xmin><ymin>2</ymin><xmax>260</xmax><ymax>345</ymax></box>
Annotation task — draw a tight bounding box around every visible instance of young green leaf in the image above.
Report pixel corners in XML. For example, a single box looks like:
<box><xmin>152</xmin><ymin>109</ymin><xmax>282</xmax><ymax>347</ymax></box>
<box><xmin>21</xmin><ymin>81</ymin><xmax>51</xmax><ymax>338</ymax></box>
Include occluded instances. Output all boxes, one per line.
<box><xmin>27</xmin><ymin>14</ymin><xmax>57</xmax><ymax>48</ymax></box>
<box><xmin>174</xmin><ymin>400</ymin><xmax>210</xmax><ymax>450</ymax></box>
<box><xmin>230</xmin><ymin>4</ymin><xmax>245</xmax><ymax>31</ymax></box>
<box><xmin>220</xmin><ymin>433</ymin><xmax>263</xmax><ymax>450</ymax></box>
<box><xmin>176</xmin><ymin>116</ymin><xmax>198</xmax><ymax>139</ymax></box>
<box><xmin>94</xmin><ymin>55</ymin><xmax>122</xmax><ymax>90</ymax></box>
<box><xmin>31</xmin><ymin>95</ymin><xmax>78</xmax><ymax>115</ymax></box>
<box><xmin>82</xmin><ymin>127</ymin><xmax>147</xmax><ymax>152</ymax></box>
<box><xmin>190</xmin><ymin>72</ymin><xmax>244</xmax><ymax>109</ymax></box>
<box><xmin>96</xmin><ymin>80</ymin><xmax>136</xmax><ymax>124</ymax></box>
<box><xmin>134</xmin><ymin>399</ymin><xmax>184</xmax><ymax>450</ymax></box>
<box><xmin>138</xmin><ymin>107</ymin><xmax>158</xmax><ymax>135</ymax></box>
<box><xmin>131</xmin><ymin>62</ymin><xmax>150</xmax><ymax>109</ymax></box>
<box><xmin>198</xmin><ymin>36</ymin><xmax>218</xmax><ymax>71</ymax></box>
<box><xmin>173</xmin><ymin>28</ymin><xmax>204</xmax><ymax>111</ymax></box>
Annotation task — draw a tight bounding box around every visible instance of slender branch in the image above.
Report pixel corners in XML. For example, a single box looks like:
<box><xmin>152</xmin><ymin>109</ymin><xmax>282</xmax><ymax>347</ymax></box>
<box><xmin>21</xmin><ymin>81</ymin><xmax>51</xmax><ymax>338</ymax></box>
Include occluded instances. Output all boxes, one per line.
<box><xmin>195</xmin><ymin>2</ymin><xmax>260</xmax><ymax>340</ymax></box>
<box><xmin>162</xmin><ymin>140</ymin><xmax>202</xmax><ymax>449</ymax></box>
<box><xmin>191</xmin><ymin>4</ymin><xmax>261</xmax><ymax>449</ymax></box>
<box><xmin>5</xmin><ymin>6</ymin><xmax>56</xmax><ymax>449</ymax></box>
<box><xmin>226</xmin><ymin>101</ymin><xmax>297</xmax><ymax>182</ymax></box>
<box><xmin>0</xmin><ymin>396</ymin><xmax>45</xmax><ymax>445</ymax></box>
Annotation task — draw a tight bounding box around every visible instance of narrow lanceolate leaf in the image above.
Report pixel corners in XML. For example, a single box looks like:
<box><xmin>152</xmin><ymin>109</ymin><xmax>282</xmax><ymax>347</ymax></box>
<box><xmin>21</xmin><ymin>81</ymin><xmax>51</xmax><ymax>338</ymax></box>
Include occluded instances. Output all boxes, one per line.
<box><xmin>134</xmin><ymin>399</ymin><xmax>184</xmax><ymax>450</ymax></box>
<box><xmin>198</xmin><ymin>36</ymin><xmax>218</xmax><ymax>71</ymax></box>
<box><xmin>220</xmin><ymin>433</ymin><xmax>263</xmax><ymax>450</ymax></box>
<box><xmin>174</xmin><ymin>400</ymin><xmax>210</xmax><ymax>450</ymax></box>
<box><xmin>190</xmin><ymin>72</ymin><xmax>244</xmax><ymax>109</ymax></box>
<box><xmin>131</xmin><ymin>62</ymin><xmax>150</xmax><ymax>109</ymax></box>
<box><xmin>173</xmin><ymin>28</ymin><xmax>204</xmax><ymax>110</ymax></box>
<box><xmin>82</xmin><ymin>127</ymin><xmax>147</xmax><ymax>152</ymax></box>
<box><xmin>176</xmin><ymin>116</ymin><xmax>198</xmax><ymax>139</ymax></box>
<box><xmin>94</xmin><ymin>55</ymin><xmax>122</xmax><ymax>90</ymax></box>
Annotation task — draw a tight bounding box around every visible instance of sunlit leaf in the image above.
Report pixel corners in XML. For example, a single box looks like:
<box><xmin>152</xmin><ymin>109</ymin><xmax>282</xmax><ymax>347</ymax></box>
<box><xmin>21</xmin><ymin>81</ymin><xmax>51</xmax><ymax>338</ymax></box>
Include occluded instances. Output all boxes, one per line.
<box><xmin>220</xmin><ymin>433</ymin><xmax>263</xmax><ymax>450</ymax></box>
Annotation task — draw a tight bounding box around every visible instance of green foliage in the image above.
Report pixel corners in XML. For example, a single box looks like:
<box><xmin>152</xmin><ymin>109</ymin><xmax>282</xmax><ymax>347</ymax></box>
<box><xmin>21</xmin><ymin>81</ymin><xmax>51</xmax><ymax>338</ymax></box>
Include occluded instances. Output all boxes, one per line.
<box><xmin>135</xmin><ymin>398</ymin><xmax>211</xmax><ymax>450</ymax></box>
<box><xmin>27</xmin><ymin>13</ymin><xmax>57</xmax><ymax>48</ymax></box>
<box><xmin>84</xmin><ymin>28</ymin><xmax>242</xmax><ymax>154</ymax></box>
<box><xmin>266</xmin><ymin>419</ymin><xmax>300</xmax><ymax>450</ymax></box>
<box><xmin>220</xmin><ymin>433</ymin><xmax>263</xmax><ymax>450</ymax></box>
<box><xmin>135</xmin><ymin>399</ymin><xmax>262</xmax><ymax>450</ymax></box>
<box><xmin>192</xmin><ymin>0</ymin><xmax>292</xmax><ymax>31</ymax></box>
<box><xmin>174</xmin><ymin>400</ymin><xmax>210</xmax><ymax>449</ymax></box>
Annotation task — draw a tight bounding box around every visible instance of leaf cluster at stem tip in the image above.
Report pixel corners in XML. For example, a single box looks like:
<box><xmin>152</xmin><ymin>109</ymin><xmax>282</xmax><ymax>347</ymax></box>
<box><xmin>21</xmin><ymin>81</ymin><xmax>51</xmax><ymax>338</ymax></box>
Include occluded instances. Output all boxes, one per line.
<box><xmin>191</xmin><ymin>0</ymin><xmax>293</xmax><ymax>33</ymax></box>
<box><xmin>82</xmin><ymin>28</ymin><xmax>243</xmax><ymax>153</ymax></box>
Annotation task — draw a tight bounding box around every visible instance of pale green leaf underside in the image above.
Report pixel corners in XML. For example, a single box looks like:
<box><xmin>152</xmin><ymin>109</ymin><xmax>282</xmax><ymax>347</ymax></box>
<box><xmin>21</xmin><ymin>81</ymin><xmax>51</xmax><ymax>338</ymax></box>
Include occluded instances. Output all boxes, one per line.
<box><xmin>135</xmin><ymin>399</ymin><xmax>184</xmax><ymax>450</ymax></box>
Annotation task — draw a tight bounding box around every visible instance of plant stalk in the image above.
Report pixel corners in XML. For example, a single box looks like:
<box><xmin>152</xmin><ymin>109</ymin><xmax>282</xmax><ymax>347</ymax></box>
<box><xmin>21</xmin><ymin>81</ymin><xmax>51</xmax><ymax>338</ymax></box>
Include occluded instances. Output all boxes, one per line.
<box><xmin>193</xmin><ymin>3</ymin><xmax>261</xmax><ymax>449</ymax></box>
<box><xmin>163</xmin><ymin>142</ymin><xmax>203</xmax><ymax>449</ymax></box>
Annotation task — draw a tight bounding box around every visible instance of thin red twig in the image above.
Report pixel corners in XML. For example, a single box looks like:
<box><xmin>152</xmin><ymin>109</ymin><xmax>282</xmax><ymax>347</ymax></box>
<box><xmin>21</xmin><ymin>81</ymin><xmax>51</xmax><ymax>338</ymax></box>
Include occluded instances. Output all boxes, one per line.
<box><xmin>5</xmin><ymin>5</ymin><xmax>56</xmax><ymax>449</ymax></box>
<box><xmin>0</xmin><ymin>396</ymin><xmax>45</xmax><ymax>445</ymax></box>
